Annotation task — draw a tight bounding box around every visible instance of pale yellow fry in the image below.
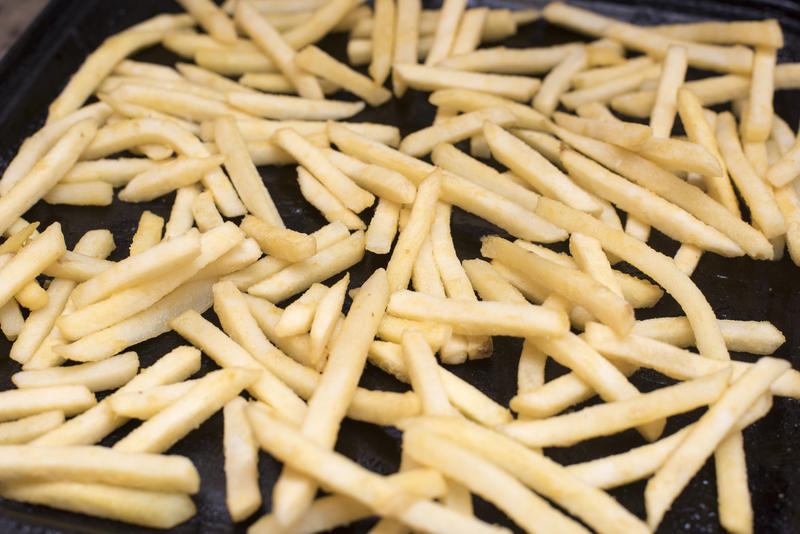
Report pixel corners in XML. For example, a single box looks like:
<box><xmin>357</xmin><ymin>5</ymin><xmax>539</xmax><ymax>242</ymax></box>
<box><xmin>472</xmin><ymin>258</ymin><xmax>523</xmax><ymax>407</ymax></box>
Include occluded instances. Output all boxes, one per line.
<box><xmin>376</xmin><ymin>317</ymin><xmax>452</xmax><ymax>352</ymax></box>
<box><xmin>400</xmin><ymin>106</ymin><xmax>516</xmax><ymax>157</ymax></box>
<box><xmin>440</xmin><ymin>43</ymin><xmax>576</xmax><ymax>74</ymax></box>
<box><xmin>560</xmin><ymin>64</ymin><xmax>661</xmax><ymax>110</ymax></box>
<box><xmin>634</xmin><ymin>317</ymin><xmax>785</xmax><ymax>355</ymax></box>
<box><xmin>404</xmin><ymin>428</ymin><xmax>590</xmax><ymax>534</ymax></box>
<box><xmin>128</xmin><ymin>210</ymin><xmax>164</xmax><ymax>256</ymax></box>
<box><xmin>281</xmin><ymin>0</ymin><xmax>357</xmax><ymax>49</ymax></box>
<box><xmin>194</xmin><ymin>49</ymin><xmax>276</xmax><ymax>75</ymax></box>
<box><xmin>650</xmin><ymin>45</ymin><xmax>688</xmax><ymax>137</ymax></box>
<box><xmin>553</xmin><ymin>112</ymin><xmax>652</xmax><ymax>150</ymax></box>
<box><xmin>561</xmin><ymin>149</ymin><xmax>744</xmax><ymax>256</ymax></box>
<box><xmin>388</xmin><ymin>289</ymin><xmax>568</xmax><ymax>338</ymax></box>
<box><xmin>309</xmin><ymin>274</ymin><xmax>349</xmax><ymax>367</ymax></box>
<box><xmin>247</xmin><ymin>405</ymin><xmax>509</xmax><ymax>534</ymax></box>
<box><xmin>240</xmin><ymin>215</ymin><xmax>314</xmax><ymax>263</ymax></box>
<box><xmin>58</xmin><ymin>224</ymin><xmax>241</xmax><ymax>340</ymax></box>
<box><xmin>534</xmin><ymin>46</ymin><xmax>587</xmax><ymax>116</ymax></box>
<box><xmin>0</xmin><ymin>481</ymin><xmax>195</xmax><ymax>529</ymax></box>
<box><xmin>114</xmin><ymin>59</ymin><xmax>182</xmax><ymax>81</ymax></box>
<box><xmin>223</xmin><ymin>397</ymin><xmax>261</xmax><ymax>522</ymax></box>
<box><xmin>109</xmin><ymin>380</ymin><xmax>198</xmax><ymax>420</ymax></box>
<box><xmin>645</xmin><ymin>358</ymin><xmax>789</xmax><ymax>530</ymax></box>
<box><xmin>0</xmin><ymin>224</ymin><xmax>65</xmax><ymax>311</ymax></box>
<box><xmin>271</xmin><ymin>269</ymin><xmax>388</xmax><ymax>527</ymax></box>
<box><xmin>177</xmin><ymin>0</ymin><xmax>237</xmax><ymax>43</ymax></box>
<box><xmin>297</xmin><ymin>167</ymin><xmax>365</xmax><ymax>230</ymax></box>
<box><xmin>0</xmin><ymin>120</ymin><xmax>97</xmax><ymax>235</ymax></box>
<box><xmin>235</xmin><ymin>0</ymin><xmax>323</xmax><ymax>99</ymax></box>
<box><xmin>42</xmin><ymin>181</ymin><xmax>111</xmax><ymax>206</ymax></box>
<box><xmin>535</xmin><ymin>197</ymin><xmax>730</xmax><ymax>361</ymax></box>
<box><xmin>119</xmin><ymin>156</ymin><xmax>224</xmax><ymax>202</ymax></box>
<box><xmin>429</xmin><ymin>89</ymin><xmax>549</xmax><ymax>131</ymax></box>
<box><xmin>650</xmin><ymin>19</ymin><xmax>783</xmax><ymax>48</ymax></box>
<box><xmin>324</xmin><ymin>149</ymin><xmax>416</xmax><ymax>205</ymax></box>
<box><xmin>385</xmin><ymin>172</ymin><xmax>440</xmax><ymax>292</ymax></box>
<box><xmin>15</xmin><ymin>281</ymin><xmax>48</xmax><ymax>311</ymax></box>
<box><xmin>365</xmin><ymin>199</ymin><xmax>399</xmax><ymax>255</ymax></box>
<box><xmin>552</xmin><ymin>125</ymin><xmax>773</xmax><ymax>260</ymax></box>
<box><xmin>484</xmin><ymin>122</ymin><xmax>600</xmax><ymax>214</ymax></box>
<box><xmin>395</xmin><ymin>63</ymin><xmax>541</xmax><ymax>102</ymax></box>
<box><xmin>571</xmin><ymin>56</ymin><xmax>654</xmax><ymax>89</ymax></box>
<box><xmin>112</xmin><ymin>367</ymin><xmax>258</xmax><ymax>454</ymax></box>
<box><xmin>274</xmin><ymin>284</ymin><xmax>327</xmax><ymax>337</ymax></box>
<box><xmin>165</xmin><ymin>186</ymin><xmax>200</xmax><ymax>239</ymax></box>
<box><xmin>425</xmin><ymin>0</ymin><xmax>467</xmax><ymax>66</ymax></box>
<box><xmin>0</xmin><ymin>222</ymin><xmax>39</xmax><ymax>256</ymax></box>
<box><xmin>502</xmin><ymin>369</ymin><xmax>731</xmax><ymax>448</ymax></box>
<box><xmin>295</xmin><ymin>45</ymin><xmax>391</xmax><ymax>107</ymax></box>
<box><xmin>62</xmin><ymin>158</ymin><xmax>158</xmax><ymax>186</ymax></box>
<box><xmin>715</xmin><ymin>432</ymin><xmax>753</xmax><ymax>534</ymax></box>
<box><xmin>392</xmin><ymin>0</ymin><xmax>422</xmax><ymax>96</ymax></box>
<box><xmin>248</xmin><ymin>230</ymin><xmax>365</xmax><ymax>302</ymax></box>
<box><xmin>716</xmin><ymin>112</ymin><xmax>785</xmax><ymax>238</ymax></box>
<box><xmin>191</xmin><ymin>191</ymin><xmax>223</xmax><ymax>232</ymax></box>
<box><xmin>570</xmin><ymin>232</ymin><xmax>622</xmax><ymax>296</ymax></box>
<box><xmin>0</xmin><ymin>103</ymin><xmax>110</xmax><ymax>195</ymax></box>
<box><xmin>111</xmin><ymin>84</ymin><xmax>249</xmax><ymax>122</ymax></box>
<box><xmin>744</xmin><ymin>47</ymin><xmax>777</xmax><ymax>143</ymax></box>
<box><xmin>208</xmin><ymin>118</ymin><xmax>398</xmax><ymax>147</ymax></box>
<box><xmin>53</xmin><ymin>279</ymin><xmax>214</xmax><ymax>363</ymax></box>
<box><xmin>402</xmin><ymin>332</ymin><xmax>458</xmax><ymax>416</ymax></box>
<box><xmin>0</xmin><ymin>411</ymin><xmax>65</xmax><ymax>445</ymax></box>
<box><xmin>12</xmin><ymin>352</ymin><xmax>138</xmax><ymax>392</ymax></box>
<box><xmin>451</xmin><ymin>6</ymin><xmax>487</xmax><ymax>57</ymax></box>
<box><xmin>31</xmin><ymin>346</ymin><xmax>201</xmax><ymax>446</ymax></box>
<box><xmin>0</xmin><ymin>385</ymin><xmax>96</xmax><ymax>422</ymax></box>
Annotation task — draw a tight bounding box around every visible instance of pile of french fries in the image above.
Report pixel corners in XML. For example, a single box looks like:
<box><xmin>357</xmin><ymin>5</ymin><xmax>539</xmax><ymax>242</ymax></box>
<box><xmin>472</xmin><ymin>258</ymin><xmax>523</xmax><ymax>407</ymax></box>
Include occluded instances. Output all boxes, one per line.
<box><xmin>1</xmin><ymin>0</ymin><xmax>799</xmax><ymax>532</ymax></box>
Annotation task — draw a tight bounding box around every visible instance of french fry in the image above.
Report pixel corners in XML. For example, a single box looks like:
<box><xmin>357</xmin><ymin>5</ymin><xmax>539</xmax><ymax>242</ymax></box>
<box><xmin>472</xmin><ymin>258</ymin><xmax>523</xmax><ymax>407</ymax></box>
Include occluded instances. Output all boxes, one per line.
<box><xmin>295</xmin><ymin>45</ymin><xmax>392</xmax><ymax>107</ymax></box>
<box><xmin>0</xmin><ymin>481</ymin><xmax>196</xmax><ymax>529</ymax></box>
<box><xmin>165</xmin><ymin>186</ymin><xmax>200</xmax><ymax>239</ymax></box>
<box><xmin>425</xmin><ymin>0</ymin><xmax>467</xmax><ymax>66</ymax></box>
<box><xmin>0</xmin><ymin>224</ymin><xmax>65</xmax><ymax>310</ymax></box>
<box><xmin>561</xmin><ymin>149</ymin><xmax>745</xmax><ymax>256</ymax></box>
<box><xmin>450</xmin><ymin>6</ymin><xmax>488</xmax><ymax>57</ymax></box>
<box><xmin>560</xmin><ymin>64</ymin><xmax>662</xmax><ymax>110</ymax></box>
<box><xmin>633</xmin><ymin>317</ymin><xmax>785</xmax><ymax>355</ymax></box>
<box><xmin>394</xmin><ymin>64</ymin><xmax>541</xmax><ymax>102</ymax></box>
<box><xmin>324</xmin><ymin>149</ymin><xmax>415</xmax><ymax>205</ymax></box>
<box><xmin>0</xmin><ymin>102</ymin><xmax>111</xmax><ymax>195</ymax></box>
<box><xmin>366</xmin><ymin>0</ymin><xmax>394</xmax><ymax>85</ymax></box>
<box><xmin>400</xmin><ymin>106</ymin><xmax>516</xmax><ymax>157</ymax></box>
<box><xmin>128</xmin><ymin>210</ymin><xmax>162</xmax><ymax>255</ymax></box>
<box><xmin>271</xmin><ymin>269</ymin><xmax>388</xmax><ymax>527</ymax></box>
<box><xmin>195</xmin><ymin>49</ymin><xmax>276</xmax><ymax>75</ymax></box>
<box><xmin>14</xmin><ymin>281</ymin><xmax>48</xmax><ymax>312</ymax></box>
<box><xmin>53</xmin><ymin>278</ymin><xmax>214</xmax><ymax>363</ymax></box>
<box><xmin>571</xmin><ymin>56</ymin><xmax>654</xmax><ymax>89</ymax></box>
<box><xmin>484</xmin><ymin>122</ymin><xmax>600</xmax><ymax>214</ymax></box>
<box><xmin>429</xmin><ymin>88</ymin><xmax>549</xmax><ymax>131</ymax></box>
<box><xmin>41</xmin><ymin>181</ymin><xmax>112</xmax><ymax>206</ymax></box>
<box><xmin>239</xmin><ymin>72</ymin><xmax>337</xmax><ymax>94</ymax></box>
<box><xmin>403</xmin><ymin>428</ymin><xmax>590</xmax><ymax>534</ymax></box>
<box><xmin>645</xmin><ymin>358</ymin><xmax>789</xmax><ymax>530</ymax></box>
<box><xmin>0</xmin><ymin>411</ymin><xmax>65</xmax><ymax>445</ymax></box>
<box><xmin>553</xmin><ymin>112</ymin><xmax>652</xmax><ymax>150</ymax></box>
<box><xmin>308</xmin><ymin>274</ymin><xmax>349</xmax><ymax>367</ymax></box>
<box><xmin>109</xmin><ymin>380</ymin><xmax>199</xmax><ymax>420</ymax></box>
<box><xmin>0</xmin><ymin>120</ymin><xmax>97</xmax><ymax>235</ymax></box>
<box><xmin>247</xmin><ymin>230</ymin><xmax>365</xmax><ymax>302</ymax></box>
<box><xmin>534</xmin><ymin>46</ymin><xmax>588</xmax><ymax>116</ymax></box>
<box><xmin>228</xmin><ymin>91</ymin><xmax>365</xmax><ymax>121</ymax></box>
<box><xmin>223</xmin><ymin>397</ymin><xmax>261</xmax><ymax>522</ymax></box>
<box><xmin>649</xmin><ymin>19</ymin><xmax>783</xmax><ymax>48</ymax></box>
<box><xmin>0</xmin><ymin>385</ymin><xmax>96</xmax><ymax>422</ymax></box>
<box><xmin>118</xmin><ymin>155</ymin><xmax>224</xmax><ymax>202</ymax></box>
<box><xmin>177</xmin><ymin>0</ymin><xmax>237</xmax><ymax>44</ymax></box>
<box><xmin>240</xmin><ymin>215</ymin><xmax>315</xmax><ymax>263</ymax></box>
<box><xmin>439</xmin><ymin>43</ymin><xmax>578</xmax><ymax>74</ymax></box>
<box><xmin>61</xmin><ymin>158</ymin><xmax>159</xmax><ymax>186</ymax></box>
<box><xmin>744</xmin><ymin>47</ymin><xmax>777</xmax><ymax>143</ymax></box>
<box><xmin>275</xmin><ymin>283</ymin><xmax>328</xmax><ymax>336</ymax></box>
<box><xmin>391</xmin><ymin>0</ymin><xmax>421</xmax><ymax>96</ymax></box>
<box><xmin>296</xmin><ymin>167</ymin><xmax>365</xmax><ymax>230</ymax></box>
<box><xmin>114</xmin><ymin>59</ymin><xmax>182</xmax><ymax>81</ymax></box>
<box><xmin>191</xmin><ymin>191</ymin><xmax>224</xmax><ymax>231</ymax></box>
<box><xmin>12</xmin><ymin>352</ymin><xmax>139</xmax><ymax>392</ymax></box>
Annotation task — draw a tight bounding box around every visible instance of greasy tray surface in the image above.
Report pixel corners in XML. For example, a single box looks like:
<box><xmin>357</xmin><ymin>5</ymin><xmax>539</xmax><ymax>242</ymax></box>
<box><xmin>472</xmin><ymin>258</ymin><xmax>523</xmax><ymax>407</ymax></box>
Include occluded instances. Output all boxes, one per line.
<box><xmin>0</xmin><ymin>0</ymin><xmax>799</xmax><ymax>532</ymax></box>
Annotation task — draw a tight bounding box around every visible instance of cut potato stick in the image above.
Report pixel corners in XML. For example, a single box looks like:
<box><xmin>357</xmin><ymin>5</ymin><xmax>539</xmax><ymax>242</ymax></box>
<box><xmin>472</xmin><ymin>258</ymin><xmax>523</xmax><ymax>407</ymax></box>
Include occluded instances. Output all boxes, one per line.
<box><xmin>31</xmin><ymin>346</ymin><xmax>201</xmax><ymax>446</ymax></box>
<box><xmin>295</xmin><ymin>45</ymin><xmax>391</xmax><ymax>107</ymax></box>
<box><xmin>15</xmin><ymin>281</ymin><xmax>48</xmax><ymax>312</ymax></box>
<box><xmin>484</xmin><ymin>122</ymin><xmax>600</xmax><ymax>214</ymax></box>
<box><xmin>650</xmin><ymin>45</ymin><xmax>688</xmax><ymax>137</ymax></box>
<box><xmin>571</xmin><ymin>56</ymin><xmax>654</xmax><ymax>89</ymax></box>
<box><xmin>191</xmin><ymin>190</ymin><xmax>224</xmax><ymax>231</ymax></box>
<box><xmin>560</xmin><ymin>64</ymin><xmax>661</xmax><ymax>110</ymax></box>
<box><xmin>0</xmin><ymin>102</ymin><xmax>111</xmax><ymax>195</ymax></box>
<box><xmin>391</xmin><ymin>0</ymin><xmax>421</xmax><ymax>96</ymax></box>
<box><xmin>425</xmin><ymin>0</ymin><xmax>467</xmax><ymax>66</ymax></box>
<box><xmin>535</xmin><ymin>197</ymin><xmax>729</xmax><ymax>361</ymax></box>
<box><xmin>119</xmin><ymin>155</ymin><xmax>225</xmax><ymax>202</ymax></box>
<box><xmin>271</xmin><ymin>269</ymin><xmax>388</xmax><ymax>527</ymax></box>
<box><xmin>716</xmin><ymin>112</ymin><xmax>785</xmax><ymax>238</ymax></box>
<box><xmin>0</xmin><ymin>385</ymin><xmax>96</xmax><ymax>422</ymax></box>
<box><xmin>649</xmin><ymin>19</ymin><xmax>783</xmax><ymax>48</ymax></box>
<box><xmin>177</xmin><ymin>0</ymin><xmax>237</xmax><ymax>44</ymax></box>
<box><xmin>388</xmin><ymin>289</ymin><xmax>568</xmax><ymax>338</ymax></box>
<box><xmin>636</xmin><ymin>136</ymin><xmax>723</xmax><ymax>177</ymax></box>
<box><xmin>273</xmin><ymin>284</ymin><xmax>327</xmax><ymax>337</ymax></box>
<box><xmin>0</xmin><ymin>444</ymin><xmax>199</xmax><ymax>493</ymax></box>
<box><xmin>308</xmin><ymin>274</ymin><xmax>349</xmax><ymax>367</ymax></box>
<box><xmin>234</xmin><ymin>0</ymin><xmax>323</xmax><ymax>100</ymax></box>
<box><xmin>376</xmin><ymin>317</ymin><xmax>452</xmax><ymax>352</ymax></box>
<box><xmin>228</xmin><ymin>91</ymin><xmax>365</xmax><ymax>121</ymax></box>
<box><xmin>111</xmin><ymin>84</ymin><xmax>249</xmax><ymax>122</ymax></box>
<box><xmin>61</xmin><ymin>158</ymin><xmax>159</xmax><ymax>186</ymax></box>
<box><xmin>0</xmin><ymin>481</ymin><xmax>196</xmax><ymax>529</ymax></box>
<box><xmin>108</xmin><ymin>380</ymin><xmax>198</xmax><ymax>420</ymax></box>
<box><xmin>113</xmin><ymin>367</ymin><xmax>258</xmax><ymax>454</ymax></box>
<box><xmin>12</xmin><ymin>352</ymin><xmax>139</xmax><ymax>392</ymax></box>
<box><xmin>501</xmin><ymin>369</ymin><xmax>730</xmax><ymax>448</ymax></box>
<box><xmin>553</xmin><ymin>112</ymin><xmax>652</xmax><ymax>150</ymax></box>
<box><xmin>395</xmin><ymin>64</ymin><xmax>541</xmax><ymax>102</ymax></box>
<box><xmin>744</xmin><ymin>47</ymin><xmax>776</xmax><ymax>143</ymax></box>
<box><xmin>0</xmin><ymin>224</ymin><xmax>66</xmax><ymax>310</ymax></box>
<box><xmin>296</xmin><ymin>167</ymin><xmax>365</xmax><ymax>230</ymax></box>
<box><xmin>280</xmin><ymin>0</ymin><xmax>357</xmax><ymax>49</ymax></box>
<box><xmin>240</xmin><ymin>215</ymin><xmax>315</xmax><ymax>263</ymax></box>
<box><xmin>645</xmin><ymin>357</ymin><xmax>789</xmax><ymax>530</ymax></box>
<box><xmin>429</xmin><ymin>89</ymin><xmax>549</xmax><ymax>131</ymax></box>
<box><xmin>0</xmin><ymin>120</ymin><xmax>97</xmax><ymax>235</ymax></box>
<box><xmin>174</xmin><ymin>62</ymin><xmax>254</xmax><ymax>95</ymax></box>
<box><xmin>534</xmin><ymin>46</ymin><xmax>588</xmax><ymax>116</ymax></box>
<box><xmin>247</xmin><ymin>230</ymin><xmax>365</xmax><ymax>302</ymax></box>
<box><xmin>208</xmin><ymin>118</ymin><xmax>399</xmax><ymax>147</ymax></box>
<box><xmin>439</xmin><ymin>43</ymin><xmax>578</xmax><ymax>74</ymax></box>
<box><xmin>324</xmin><ymin>149</ymin><xmax>415</xmax><ymax>204</ymax></box>
<box><xmin>404</xmin><ymin>428</ymin><xmax>590</xmax><ymax>534</ymax></box>
<box><xmin>400</xmin><ymin>106</ymin><xmax>516</xmax><ymax>157</ymax></box>
<box><xmin>246</xmin><ymin>404</ymin><xmax>510</xmax><ymax>534</ymax></box>
<box><xmin>43</xmin><ymin>182</ymin><xmax>112</xmax><ymax>206</ymax></box>
<box><xmin>561</xmin><ymin>149</ymin><xmax>744</xmax><ymax>256</ymax></box>
<box><xmin>633</xmin><ymin>317</ymin><xmax>785</xmax><ymax>355</ymax></box>
<box><xmin>551</xmin><ymin>125</ymin><xmax>773</xmax><ymax>260</ymax></box>
<box><xmin>53</xmin><ymin>278</ymin><xmax>214</xmax><ymax>363</ymax></box>
<box><xmin>0</xmin><ymin>411</ymin><xmax>65</xmax><ymax>445</ymax></box>
<box><xmin>450</xmin><ymin>6</ymin><xmax>487</xmax><ymax>57</ymax></box>
<box><xmin>214</xmin><ymin>116</ymin><xmax>284</xmax><ymax>227</ymax></box>
<box><xmin>223</xmin><ymin>397</ymin><xmax>261</xmax><ymax>522</ymax></box>
<box><xmin>238</xmin><ymin>72</ymin><xmax>337</xmax><ymax>94</ymax></box>
<box><xmin>365</xmin><ymin>199</ymin><xmax>400</xmax><ymax>255</ymax></box>
<box><xmin>194</xmin><ymin>49</ymin><xmax>276</xmax><ymax>75</ymax></box>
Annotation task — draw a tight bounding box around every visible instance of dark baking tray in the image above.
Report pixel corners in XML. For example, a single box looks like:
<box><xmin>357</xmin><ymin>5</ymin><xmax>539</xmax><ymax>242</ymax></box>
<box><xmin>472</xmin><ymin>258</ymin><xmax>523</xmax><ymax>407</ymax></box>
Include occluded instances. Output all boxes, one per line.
<box><xmin>0</xmin><ymin>0</ymin><xmax>799</xmax><ymax>532</ymax></box>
